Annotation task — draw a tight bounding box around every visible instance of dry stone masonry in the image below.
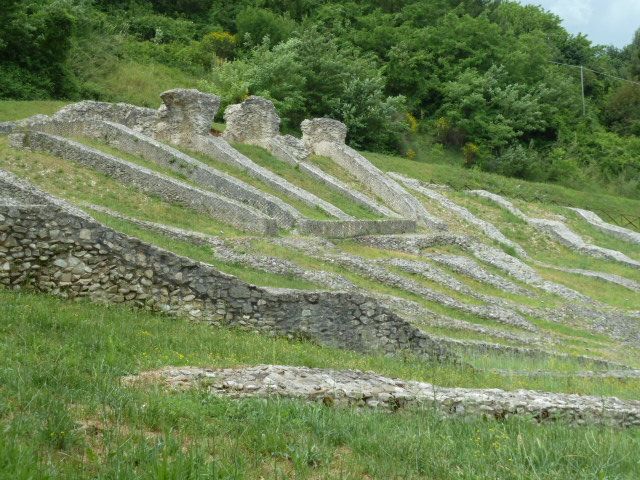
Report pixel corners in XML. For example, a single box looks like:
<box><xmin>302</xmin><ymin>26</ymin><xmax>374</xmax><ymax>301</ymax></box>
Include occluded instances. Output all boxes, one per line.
<box><xmin>569</xmin><ymin>207</ymin><xmax>640</xmax><ymax>245</ymax></box>
<box><xmin>223</xmin><ymin>96</ymin><xmax>399</xmax><ymax>218</ymax></box>
<box><xmin>9</xmin><ymin>130</ymin><xmax>279</xmax><ymax>235</ymax></box>
<box><xmin>123</xmin><ymin>365</ymin><xmax>640</xmax><ymax>428</ymax></box>
<box><xmin>302</xmin><ymin>118</ymin><xmax>447</xmax><ymax>229</ymax></box>
<box><xmin>0</xmin><ymin>171</ymin><xmax>452</xmax><ymax>361</ymax></box>
<box><xmin>470</xmin><ymin>190</ymin><xmax>640</xmax><ymax>269</ymax></box>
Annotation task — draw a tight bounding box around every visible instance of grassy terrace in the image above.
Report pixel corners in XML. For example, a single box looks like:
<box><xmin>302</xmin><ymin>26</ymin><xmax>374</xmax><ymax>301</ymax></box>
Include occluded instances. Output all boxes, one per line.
<box><xmin>233</xmin><ymin>143</ymin><xmax>384</xmax><ymax>220</ymax></box>
<box><xmin>88</xmin><ymin>211</ymin><xmax>321</xmax><ymax>290</ymax></box>
<box><xmin>365</xmin><ymin>150</ymin><xmax>640</xmax><ymax>216</ymax></box>
<box><xmin>1</xmin><ymin>289</ymin><xmax>640</xmax><ymax>479</ymax></box>
<box><xmin>0</xmin><ymin>137</ymin><xmax>242</xmax><ymax>237</ymax></box>
<box><xmin>177</xmin><ymin>145</ymin><xmax>333</xmax><ymax>220</ymax></box>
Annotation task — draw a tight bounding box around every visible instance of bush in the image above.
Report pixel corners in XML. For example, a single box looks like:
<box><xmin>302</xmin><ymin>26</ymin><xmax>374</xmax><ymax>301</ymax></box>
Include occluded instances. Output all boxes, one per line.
<box><xmin>235</xmin><ymin>7</ymin><xmax>297</xmax><ymax>46</ymax></box>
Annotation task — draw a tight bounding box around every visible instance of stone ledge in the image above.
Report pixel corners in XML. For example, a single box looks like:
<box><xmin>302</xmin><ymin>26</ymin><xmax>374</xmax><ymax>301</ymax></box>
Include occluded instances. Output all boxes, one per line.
<box><xmin>122</xmin><ymin>365</ymin><xmax>640</xmax><ymax>427</ymax></box>
<box><xmin>9</xmin><ymin>130</ymin><xmax>279</xmax><ymax>235</ymax></box>
<box><xmin>297</xmin><ymin>219</ymin><xmax>417</xmax><ymax>238</ymax></box>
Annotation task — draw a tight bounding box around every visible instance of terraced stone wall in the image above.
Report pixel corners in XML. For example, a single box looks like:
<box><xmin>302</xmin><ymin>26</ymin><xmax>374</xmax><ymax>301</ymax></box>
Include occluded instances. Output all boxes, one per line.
<box><xmin>0</xmin><ymin>177</ymin><xmax>450</xmax><ymax>362</ymax></box>
<box><xmin>297</xmin><ymin>219</ymin><xmax>417</xmax><ymax>238</ymax></box>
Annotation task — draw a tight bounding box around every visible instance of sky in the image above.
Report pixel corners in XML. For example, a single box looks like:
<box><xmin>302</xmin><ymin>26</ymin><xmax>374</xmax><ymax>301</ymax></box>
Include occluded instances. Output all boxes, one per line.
<box><xmin>519</xmin><ymin>0</ymin><xmax>640</xmax><ymax>48</ymax></box>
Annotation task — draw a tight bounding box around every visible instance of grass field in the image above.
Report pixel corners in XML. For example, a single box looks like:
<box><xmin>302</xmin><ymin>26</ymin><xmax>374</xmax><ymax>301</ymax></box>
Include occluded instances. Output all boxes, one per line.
<box><xmin>1</xmin><ymin>289</ymin><xmax>640</xmax><ymax>479</ymax></box>
<box><xmin>3</xmin><ymin>99</ymin><xmax>640</xmax><ymax>478</ymax></box>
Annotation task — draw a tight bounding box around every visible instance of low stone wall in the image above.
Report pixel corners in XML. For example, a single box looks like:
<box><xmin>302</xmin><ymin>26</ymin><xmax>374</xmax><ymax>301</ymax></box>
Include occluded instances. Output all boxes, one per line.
<box><xmin>124</xmin><ymin>365</ymin><xmax>640</xmax><ymax>427</ymax></box>
<box><xmin>187</xmin><ymin>135</ymin><xmax>353</xmax><ymax>220</ymax></box>
<box><xmin>302</xmin><ymin>119</ymin><xmax>446</xmax><ymax>229</ymax></box>
<box><xmin>9</xmin><ymin>130</ymin><xmax>279</xmax><ymax>235</ymax></box>
<box><xmin>389</xmin><ymin>172</ymin><xmax>526</xmax><ymax>256</ymax></box>
<box><xmin>298</xmin><ymin>162</ymin><xmax>399</xmax><ymax>217</ymax></box>
<box><xmin>569</xmin><ymin>208</ymin><xmax>640</xmax><ymax>245</ymax></box>
<box><xmin>0</xmin><ymin>177</ymin><xmax>451</xmax><ymax>361</ymax></box>
<box><xmin>297</xmin><ymin>219</ymin><xmax>417</xmax><ymax>238</ymax></box>
<box><xmin>38</xmin><ymin>119</ymin><xmax>301</xmax><ymax>228</ymax></box>
<box><xmin>470</xmin><ymin>190</ymin><xmax>640</xmax><ymax>269</ymax></box>
<box><xmin>222</xmin><ymin>98</ymin><xmax>394</xmax><ymax>217</ymax></box>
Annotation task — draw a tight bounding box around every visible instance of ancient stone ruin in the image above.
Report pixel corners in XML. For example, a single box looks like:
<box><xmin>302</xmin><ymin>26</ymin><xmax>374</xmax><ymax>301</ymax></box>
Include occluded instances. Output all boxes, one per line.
<box><xmin>2</xmin><ymin>87</ymin><xmax>640</xmax><ymax>425</ymax></box>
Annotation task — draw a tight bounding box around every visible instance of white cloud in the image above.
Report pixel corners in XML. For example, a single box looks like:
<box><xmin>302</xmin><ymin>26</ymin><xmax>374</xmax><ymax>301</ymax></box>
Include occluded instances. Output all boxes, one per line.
<box><xmin>519</xmin><ymin>0</ymin><xmax>639</xmax><ymax>47</ymax></box>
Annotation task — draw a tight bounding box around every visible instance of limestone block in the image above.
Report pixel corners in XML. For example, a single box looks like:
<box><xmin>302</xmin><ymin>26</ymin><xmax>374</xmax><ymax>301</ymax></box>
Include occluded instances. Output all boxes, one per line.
<box><xmin>223</xmin><ymin>96</ymin><xmax>280</xmax><ymax>145</ymax></box>
<box><xmin>301</xmin><ymin>118</ymin><xmax>348</xmax><ymax>150</ymax></box>
<box><xmin>156</xmin><ymin>89</ymin><xmax>221</xmax><ymax>139</ymax></box>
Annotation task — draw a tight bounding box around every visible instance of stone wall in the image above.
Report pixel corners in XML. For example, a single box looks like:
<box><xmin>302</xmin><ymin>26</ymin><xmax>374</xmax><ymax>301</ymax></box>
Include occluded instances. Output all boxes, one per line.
<box><xmin>222</xmin><ymin>98</ymin><xmax>397</xmax><ymax>217</ymax></box>
<box><xmin>9</xmin><ymin>130</ymin><xmax>279</xmax><ymax>235</ymax></box>
<box><xmin>302</xmin><ymin>119</ymin><xmax>447</xmax><ymax>229</ymax></box>
<box><xmin>124</xmin><ymin>365</ymin><xmax>640</xmax><ymax>427</ymax></box>
<box><xmin>186</xmin><ymin>134</ymin><xmax>353</xmax><ymax>220</ymax></box>
<box><xmin>0</xmin><ymin>174</ymin><xmax>451</xmax><ymax>361</ymax></box>
<box><xmin>297</xmin><ymin>219</ymin><xmax>417</xmax><ymax>238</ymax></box>
<box><xmin>36</xmin><ymin>119</ymin><xmax>301</xmax><ymax>228</ymax></box>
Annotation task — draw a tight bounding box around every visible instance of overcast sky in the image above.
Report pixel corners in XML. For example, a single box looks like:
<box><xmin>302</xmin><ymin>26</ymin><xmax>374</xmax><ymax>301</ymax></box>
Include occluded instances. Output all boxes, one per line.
<box><xmin>519</xmin><ymin>0</ymin><xmax>640</xmax><ymax>48</ymax></box>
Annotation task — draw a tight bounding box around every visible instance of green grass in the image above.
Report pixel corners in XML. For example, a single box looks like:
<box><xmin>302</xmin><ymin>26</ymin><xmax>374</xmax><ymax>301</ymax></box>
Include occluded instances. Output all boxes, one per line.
<box><xmin>71</xmin><ymin>136</ymin><xmax>197</xmax><ymax>185</ymax></box>
<box><xmin>0</xmin><ymin>100</ymin><xmax>69</xmax><ymax>121</ymax></box>
<box><xmin>1</xmin><ymin>289</ymin><xmax>640</xmax><ymax>478</ymax></box>
<box><xmin>83</xmin><ymin>61</ymin><xmax>199</xmax><ymax>108</ymax></box>
<box><xmin>177</xmin><ymin>146</ymin><xmax>333</xmax><ymax>220</ymax></box>
<box><xmin>88</xmin><ymin>210</ymin><xmax>320</xmax><ymax>290</ymax></box>
<box><xmin>0</xmin><ymin>136</ymin><xmax>243</xmax><ymax>237</ymax></box>
<box><xmin>364</xmin><ymin>150</ymin><xmax>640</xmax><ymax>218</ymax></box>
<box><xmin>234</xmin><ymin>144</ymin><xmax>384</xmax><ymax>220</ymax></box>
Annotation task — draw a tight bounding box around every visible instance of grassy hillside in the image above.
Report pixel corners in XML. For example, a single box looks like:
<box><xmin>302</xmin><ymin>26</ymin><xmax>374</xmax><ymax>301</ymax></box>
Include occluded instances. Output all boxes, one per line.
<box><xmin>1</xmin><ymin>290</ymin><xmax>640</xmax><ymax>479</ymax></box>
<box><xmin>2</xmin><ymin>100</ymin><xmax>640</xmax><ymax>478</ymax></box>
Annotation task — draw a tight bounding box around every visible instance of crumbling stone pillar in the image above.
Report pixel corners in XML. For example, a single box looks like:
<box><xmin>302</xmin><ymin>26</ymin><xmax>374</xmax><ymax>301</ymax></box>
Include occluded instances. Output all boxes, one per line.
<box><xmin>156</xmin><ymin>89</ymin><xmax>221</xmax><ymax>141</ymax></box>
<box><xmin>223</xmin><ymin>96</ymin><xmax>280</xmax><ymax>146</ymax></box>
<box><xmin>301</xmin><ymin>118</ymin><xmax>348</xmax><ymax>153</ymax></box>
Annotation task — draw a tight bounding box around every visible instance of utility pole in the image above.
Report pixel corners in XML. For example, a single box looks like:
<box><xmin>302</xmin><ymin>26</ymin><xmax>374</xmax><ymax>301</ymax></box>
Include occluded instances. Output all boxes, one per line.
<box><xmin>580</xmin><ymin>65</ymin><xmax>586</xmax><ymax>116</ymax></box>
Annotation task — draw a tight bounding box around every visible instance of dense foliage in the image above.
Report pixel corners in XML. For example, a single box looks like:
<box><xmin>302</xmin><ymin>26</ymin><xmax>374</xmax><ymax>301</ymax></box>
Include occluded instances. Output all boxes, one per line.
<box><xmin>1</xmin><ymin>0</ymin><xmax>640</xmax><ymax>197</ymax></box>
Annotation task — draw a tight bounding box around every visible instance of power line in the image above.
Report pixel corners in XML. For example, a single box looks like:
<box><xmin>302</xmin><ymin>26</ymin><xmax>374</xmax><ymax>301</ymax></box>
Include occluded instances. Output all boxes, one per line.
<box><xmin>549</xmin><ymin>61</ymin><xmax>640</xmax><ymax>116</ymax></box>
<box><xmin>549</xmin><ymin>61</ymin><xmax>640</xmax><ymax>87</ymax></box>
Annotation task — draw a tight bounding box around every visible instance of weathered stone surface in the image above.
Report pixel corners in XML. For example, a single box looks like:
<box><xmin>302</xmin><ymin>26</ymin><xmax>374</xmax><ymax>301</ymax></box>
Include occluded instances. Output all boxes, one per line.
<box><xmin>10</xmin><ymin>131</ymin><xmax>279</xmax><ymax>235</ymax></box>
<box><xmin>570</xmin><ymin>207</ymin><xmax>640</xmax><ymax>245</ymax></box>
<box><xmin>36</xmin><ymin>119</ymin><xmax>301</xmax><ymax>228</ymax></box>
<box><xmin>0</xmin><ymin>172</ymin><xmax>452</xmax><ymax>361</ymax></box>
<box><xmin>297</xmin><ymin>219</ymin><xmax>416</xmax><ymax>238</ymax></box>
<box><xmin>302</xmin><ymin>119</ymin><xmax>446</xmax><ymax>229</ymax></box>
<box><xmin>469</xmin><ymin>190</ymin><xmax>640</xmax><ymax>269</ymax></box>
<box><xmin>301</xmin><ymin>118</ymin><xmax>348</xmax><ymax>147</ymax></box>
<box><xmin>156</xmin><ymin>89</ymin><xmax>220</xmax><ymax>140</ymax></box>
<box><xmin>186</xmin><ymin>134</ymin><xmax>353</xmax><ymax>220</ymax></box>
<box><xmin>223</xmin><ymin>96</ymin><xmax>280</xmax><ymax>145</ymax></box>
<box><xmin>123</xmin><ymin>365</ymin><xmax>640</xmax><ymax>427</ymax></box>
<box><xmin>389</xmin><ymin>172</ymin><xmax>526</xmax><ymax>256</ymax></box>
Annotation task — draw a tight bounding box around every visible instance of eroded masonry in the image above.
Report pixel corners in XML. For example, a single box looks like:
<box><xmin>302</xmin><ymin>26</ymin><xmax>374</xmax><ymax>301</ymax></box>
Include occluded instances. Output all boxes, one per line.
<box><xmin>2</xmin><ymin>88</ymin><xmax>640</xmax><ymax>425</ymax></box>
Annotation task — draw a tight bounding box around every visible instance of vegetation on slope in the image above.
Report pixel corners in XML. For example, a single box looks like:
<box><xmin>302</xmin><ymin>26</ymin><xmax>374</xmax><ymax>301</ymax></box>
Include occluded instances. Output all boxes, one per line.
<box><xmin>2</xmin><ymin>0</ymin><xmax>640</xmax><ymax>198</ymax></box>
<box><xmin>1</xmin><ymin>289</ymin><xmax>640</xmax><ymax>479</ymax></box>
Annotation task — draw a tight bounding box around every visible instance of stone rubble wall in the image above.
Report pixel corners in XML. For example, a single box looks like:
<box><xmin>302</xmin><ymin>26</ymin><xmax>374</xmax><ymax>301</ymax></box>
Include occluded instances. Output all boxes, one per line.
<box><xmin>84</xmin><ymin>203</ymin><xmax>356</xmax><ymax>291</ymax></box>
<box><xmin>36</xmin><ymin>119</ymin><xmax>302</xmax><ymax>228</ymax></box>
<box><xmin>470</xmin><ymin>190</ymin><xmax>640</xmax><ymax>269</ymax></box>
<box><xmin>296</xmin><ymin>218</ymin><xmax>417</xmax><ymax>238</ymax></box>
<box><xmin>356</xmin><ymin>234</ymin><xmax>585</xmax><ymax>300</ymax></box>
<box><xmin>569</xmin><ymin>207</ymin><xmax>640</xmax><ymax>245</ymax></box>
<box><xmin>123</xmin><ymin>365</ymin><xmax>640</xmax><ymax>428</ymax></box>
<box><xmin>297</xmin><ymin>161</ymin><xmax>400</xmax><ymax>217</ymax></box>
<box><xmin>425</xmin><ymin>253</ymin><xmax>531</xmax><ymax>296</ymax></box>
<box><xmin>186</xmin><ymin>134</ymin><xmax>353</xmax><ymax>220</ymax></box>
<box><xmin>535</xmin><ymin>261</ymin><xmax>640</xmax><ymax>292</ymax></box>
<box><xmin>389</xmin><ymin>172</ymin><xmax>526</xmax><ymax>256</ymax></box>
<box><xmin>302</xmin><ymin>118</ymin><xmax>447</xmax><ymax>229</ymax></box>
<box><xmin>272</xmin><ymin>237</ymin><xmax>536</xmax><ymax>331</ymax></box>
<box><xmin>223</xmin><ymin>97</ymin><xmax>397</xmax><ymax>217</ymax></box>
<box><xmin>9</xmin><ymin>130</ymin><xmax>280</xmax><ymax>235</ymax></box>
<box><xmin>0</xmin><ymin>181</ymin><xmax>452</xmax><ymax>362</ymax></box>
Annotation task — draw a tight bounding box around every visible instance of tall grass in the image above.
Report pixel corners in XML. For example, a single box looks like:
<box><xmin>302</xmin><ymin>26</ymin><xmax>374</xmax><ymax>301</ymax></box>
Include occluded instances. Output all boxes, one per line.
<box><xmin>1</xmin><ymin>289</ymin><xmax>639</xmax><ymax>479</ymax></box>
